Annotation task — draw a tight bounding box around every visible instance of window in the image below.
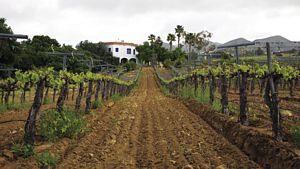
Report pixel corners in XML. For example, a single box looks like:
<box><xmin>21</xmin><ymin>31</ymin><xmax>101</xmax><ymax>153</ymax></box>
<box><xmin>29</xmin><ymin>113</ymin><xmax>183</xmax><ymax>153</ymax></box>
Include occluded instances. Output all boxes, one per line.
<box><xmin>127</xmin><ymin>48</ymin><xmax>131</xmax><ymax>54</ymax></box>
<box><xmin>133</xmin><ymin>49</ymin><xmax>136</xmax><ymax>55</ymax></box>
<box><xmin>108</xmin><ymin>48</ymin><xmax>111</xmax><ymax>52</ymax></box>
<box><xmin>115</xmin><ymin>48</ymin><xmax>119</xmax><ymax>52</ymax></box>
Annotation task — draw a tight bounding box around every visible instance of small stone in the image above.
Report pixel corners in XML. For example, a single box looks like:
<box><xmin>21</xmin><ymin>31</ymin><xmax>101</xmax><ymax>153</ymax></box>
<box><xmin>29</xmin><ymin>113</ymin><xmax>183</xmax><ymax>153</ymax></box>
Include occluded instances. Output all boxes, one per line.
<box><xmin>183</xmin><ymin>164</ymin><xmax>194</xmax><ymax>169</ymax></box>
<box><xmin>10</xmin><ymin>130</ymin><xmax>17</xmax><ymax>134</ymax></box>
<box><xmin>2</xmin><ymin>149</ymin><xmax>14</xmax><ymax>160</ymax></box>
<box><xmin>89</xmin><ymin>153</ymin><xmax>94</xmax><ymax>157</ymax></box>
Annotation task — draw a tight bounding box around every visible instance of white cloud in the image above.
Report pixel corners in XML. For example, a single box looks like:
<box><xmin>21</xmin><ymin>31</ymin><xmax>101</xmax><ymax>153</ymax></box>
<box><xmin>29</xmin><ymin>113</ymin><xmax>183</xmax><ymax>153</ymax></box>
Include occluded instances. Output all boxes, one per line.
<box><xmin>0</xmin><ymin>0</ymin><xmax>299</xmax><ymax>46</ymax></box>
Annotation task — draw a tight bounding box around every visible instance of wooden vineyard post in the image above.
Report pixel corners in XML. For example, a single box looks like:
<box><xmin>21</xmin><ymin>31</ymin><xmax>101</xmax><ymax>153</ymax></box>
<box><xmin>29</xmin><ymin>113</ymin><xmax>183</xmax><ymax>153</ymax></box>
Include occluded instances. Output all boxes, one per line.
<box><xmin>24</xmin><ymin>79</ymin><xmax>45</xmax><ymax>145</ymax></box>
<box><xmin>264</xmin><ymin>42</ymin><xmax>282</xmax><ymax>141</ymax></box>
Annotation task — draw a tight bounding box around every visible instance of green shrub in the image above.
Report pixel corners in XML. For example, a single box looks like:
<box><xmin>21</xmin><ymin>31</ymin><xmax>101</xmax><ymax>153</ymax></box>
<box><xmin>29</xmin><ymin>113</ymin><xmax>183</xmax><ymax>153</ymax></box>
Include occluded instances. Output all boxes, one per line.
<box><xmin>163</xmin><ymin>59</ymin><xmax>174</xmax><ymax>68</ymax></box>
<box><xmin>11</xmin><ymin>143</ymin><xmax>34</xmax><ymax>158</ymax></box>
<box><xmin>123</xmin><ymin>61</ymin><xmax>137</xmax><ymax>71</ymax></box>
<box><xmin>92</xmin><ymin>100</ymin><xmax>102</xmax><ymax>109</ymax></box>
<box><xmin>292</xmin><ymin>126</ymin><xmax>300</xmax><ymax>147</ymax></box>
<box><xmin>110</xmin><ymin>94</ymin><xmax>122</xmax><ymax>102</ymax></box>
<box><xmin>39</xmin><ymin>109</ymin><xmax>87</xmax><ymax>142</ymax></box>
<box><xmin>36</xmin><ymin>151</ymin><xmax>59</xmax><ymax>168</ymax></box>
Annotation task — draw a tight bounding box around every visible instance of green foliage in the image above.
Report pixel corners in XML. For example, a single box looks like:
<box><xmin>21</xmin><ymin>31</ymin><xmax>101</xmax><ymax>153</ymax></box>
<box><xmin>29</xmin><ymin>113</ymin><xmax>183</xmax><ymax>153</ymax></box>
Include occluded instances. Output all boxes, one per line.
<box><xmin>0</xmin><ymin>102</ymin><xmax>31</xmax><ymax>113</ymax></box>
<box><xmin>123</xmin><ymin>61</ymin><xmax>137</xmax><ymax>71</ymax></box>
<box><xmin>292</xmin><ymin>126</ymin><xmax>300</xmax><ymax>147</ymax></box>
<box><xmin>178</xmin><ymin>85</ymin><xmax>222</xmax><ymax>112</ymax></box>
<box><xmin>92</xmin><ymin>100</ymin><xmax>102</xmax><ymax>109</ymax></box>
<box><xmin>163</xmin><ymin>59</ymin><xmax>174</xmax><ymax>68</ymax></box>
<box><xmin>110</xmin><ymin>94</ymin><xmax>122</xmax><ymax>102</ymax></box>
<box><xmin>36</xmin><ymin>151</ymin><xmax>59</xmax><ymax>168</ymax></box>
<box><xmin>11</xmin><ymin>143</ymin><xmax>34</xmax><ymax>158</ymax></box>
<box><xmin>39</xmin><ymin>109</ymin><xmax>87</xmax><ymax>142</ymax></box>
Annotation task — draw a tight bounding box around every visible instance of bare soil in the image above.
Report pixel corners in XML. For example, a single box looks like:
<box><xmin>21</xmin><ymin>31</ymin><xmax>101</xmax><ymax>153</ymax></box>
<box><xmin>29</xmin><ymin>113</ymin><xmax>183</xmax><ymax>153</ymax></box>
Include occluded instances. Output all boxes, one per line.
<box><xmin>57</xmin><ymin>68</ymin><xmax>260</xmax><ymax>169</ymax></box>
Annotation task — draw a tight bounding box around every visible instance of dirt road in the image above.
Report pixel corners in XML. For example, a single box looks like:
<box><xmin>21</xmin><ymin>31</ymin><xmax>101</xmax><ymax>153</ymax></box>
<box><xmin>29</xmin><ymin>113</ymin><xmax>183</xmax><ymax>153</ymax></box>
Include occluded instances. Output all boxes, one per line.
<box><xmin>59</xmin><ymin>68</ymin><xmax>260</xmax><ymax>169</ymax></box>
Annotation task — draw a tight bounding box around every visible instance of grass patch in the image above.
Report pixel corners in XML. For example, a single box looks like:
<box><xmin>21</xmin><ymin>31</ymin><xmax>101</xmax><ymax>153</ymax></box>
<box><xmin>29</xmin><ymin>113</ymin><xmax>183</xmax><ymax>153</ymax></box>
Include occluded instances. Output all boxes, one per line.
<box><xmin>11</xmin><ymin>143</ymin><xmax>34</xmax><ymax>158</ymax></box>
<box><xmin>0</xmin><ymin>102</ymin><xmax>31</xmax><ymax>113</ymax></box>
<box><xmin>42</xmin><ymin>97</ymin><xmax>52</xmax><ymax>105</ymax></box>
<box><xmin>92</xmin><ymin>100</ymin><xmax>102</xmax><ymax>109</ymax></box>
<box><xmin>39</xmin><ymin>109</ymin><xmax>87</xmax><ymax>142</ymax></box>
<box><xmin>110</xmin><ymin>94</ymin><xmax>122</xmax><ymax>102</ymax></box>
<box><xmin>179</xmin><ymin>85</ymin><xmax>222</xmax><ymax>112</ymax></box>
<box><xmin>36</xmin><ymin>151</ymin><xmax>59</xmax><ymax>168</ymax></box>
<box><xmin>161</xmin><ymin>85</ymin><xmax>171</xmax><ymax>96</ymax></box>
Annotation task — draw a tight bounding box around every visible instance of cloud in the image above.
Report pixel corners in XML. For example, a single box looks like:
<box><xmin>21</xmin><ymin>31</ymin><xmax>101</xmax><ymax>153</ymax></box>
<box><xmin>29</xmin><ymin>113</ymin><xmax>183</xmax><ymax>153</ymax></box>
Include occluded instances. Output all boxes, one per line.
<box><xmin>0</xmin><ymin>0</ymin><xmax>299</xmax><ymax>46</ymax></box>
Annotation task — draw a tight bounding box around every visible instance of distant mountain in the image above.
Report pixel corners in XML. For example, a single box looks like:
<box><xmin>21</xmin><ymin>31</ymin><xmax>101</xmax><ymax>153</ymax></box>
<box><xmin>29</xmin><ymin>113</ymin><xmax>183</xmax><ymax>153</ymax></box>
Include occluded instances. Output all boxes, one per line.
<box><xmin>254</xmin><ymin>35</ymin><xmax>291</xmax><ymax>43</ymax></box>
<box><xmin>216</xmin><ymin>35</ymin><xmax>300</xmax><ymax>52</ymax></box>
<box><xmin>219</xmin><ymin>38</ymin><xmax>252</xmax><ymax>47</ymax></box>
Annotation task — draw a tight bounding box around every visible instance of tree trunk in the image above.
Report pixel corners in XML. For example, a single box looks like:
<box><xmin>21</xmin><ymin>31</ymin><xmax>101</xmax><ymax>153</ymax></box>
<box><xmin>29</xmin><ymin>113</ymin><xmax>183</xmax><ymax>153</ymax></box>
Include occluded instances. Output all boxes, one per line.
<box><xmin>220</xmin><ymin>74</ymin><xmax>229</xmax><ymax>115</ymax></box>
<box><xmin>52</xmin><ymin>89</ymin><xmax>57</xmax><ymax>102</ymax></box>
<box><xmin>239</xmin><ymin>72</ymin><xmax>249</xmax><ymax>125</ymax></box>
<box><xmin>95</xmin><ymin>80</ymin><xmax>101</xmax><ymax>101</ymax></box>
<box><xmin>101</xmin><ymin>80</ymin><xmax>106</xmax><ymax>101</ymax></box>
<box><xmin>250</xmin><ymin>78</ymin><xmax>255</xmax><ymax>95</ymax></box>
<box><xmin>1</xmin><ymin>90</ymin><xmax>4</xmax><ymax>103</ymax></box>
<box><xmin>264</xmin><ymin>76</ymin><xmax>282</xmax><ymax>141</ymax></box>
<box><xmin>209</xmin><ymin>74</ymin><xmax>215</xmax><ymax>106</ymax></box>
<box><xmin>289</xmin><ymin>79</ymin><xmax>295</xmax><ymax>97</ymax></box>
<box><xmin>21</xmin><ymin>82</ymin><xmax>29</xmax><ymax>103</ymax></box>
<box><xmin>75</xmin><ymin>82</ymin><xmax>84</xmax><ymax>111</ymax></box>
<box><xmin>24</xmin><ymin>79</ymin><xmax>45</xmax><ymax>145</ymax></box>
<box><xmin>85</xmin><ymin>80</ymin><xmax>93</xmax><ymax>113</ymax></box>
<box><xmin>72</xmin><ymin>87</ymin><xmax>75</xmax><ymax>101</ymax></box>
<box><xmin>43</xmin><ymin>87</ymin><xmax>49</xmax><ymax>104</ymax></box>
<box><xmin>12</xmin><ymin>90</ymin><xmax>15</xmax><ymax>104</ymax></box>
<box><xmin>193</xmin><ymin>73</ymin><xmax>198</xmax><ymax>96</ymax></box>
<box><xmin>4</xmin><ymin>89</ymin><xmax>10</xmax><ymax>107</ymax></box>
<box><xmin>56</xmin><ymin>78</ymin><xmax>69</xmax><ymax>112</ymax></box>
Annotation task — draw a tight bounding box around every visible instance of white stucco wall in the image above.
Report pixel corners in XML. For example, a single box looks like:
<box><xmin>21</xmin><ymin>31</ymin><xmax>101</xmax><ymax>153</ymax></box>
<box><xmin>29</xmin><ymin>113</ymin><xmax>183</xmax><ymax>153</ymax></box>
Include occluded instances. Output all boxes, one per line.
<box><xmin>106</xmin><ymin>43</ymin><xmax>138</xmax><ymax>63</ymax></box>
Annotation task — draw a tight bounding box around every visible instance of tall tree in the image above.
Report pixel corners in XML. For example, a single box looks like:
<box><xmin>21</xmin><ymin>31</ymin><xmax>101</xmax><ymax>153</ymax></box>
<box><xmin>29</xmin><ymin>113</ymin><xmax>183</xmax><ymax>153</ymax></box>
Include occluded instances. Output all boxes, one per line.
<box><xmin>167</xmin><ymin>33</ymin><xmax>176</xmax><ymax>51</ymax></box>
<box><xmin>184</xmin><ymin>32</ymin><xmax>196</xmax><ymax>67</ymax></box>
<box><xmin>175</xmin><ymin>25</ymin><xmax>184</xmax><ymax>48</ymax></box>
<box><xmin>148</xmin><ymin>34</ymin><xmax>156</xmax><ymax>45</ymax></box>
<box><xmin>0</xmin><ymin>18</ymin><xmax>20</xmax><ymax>71</ymax></box>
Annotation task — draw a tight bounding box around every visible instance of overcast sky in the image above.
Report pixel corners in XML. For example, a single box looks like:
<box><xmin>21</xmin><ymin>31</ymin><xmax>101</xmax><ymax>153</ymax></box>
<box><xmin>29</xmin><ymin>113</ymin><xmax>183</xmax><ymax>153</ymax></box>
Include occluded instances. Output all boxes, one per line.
<box><xmin>1</xmin><ymin>0</ymin><xmax>300</xmax><ymax>46</ymax></box>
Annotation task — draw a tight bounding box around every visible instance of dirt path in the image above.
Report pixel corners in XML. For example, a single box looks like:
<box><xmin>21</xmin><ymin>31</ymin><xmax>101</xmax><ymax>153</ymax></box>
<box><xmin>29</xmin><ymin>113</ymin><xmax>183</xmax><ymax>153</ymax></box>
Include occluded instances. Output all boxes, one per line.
<box><xmin>59</xmin><ymin>68</ymin><xmax>261</xmax><ymax>169</ymax></box>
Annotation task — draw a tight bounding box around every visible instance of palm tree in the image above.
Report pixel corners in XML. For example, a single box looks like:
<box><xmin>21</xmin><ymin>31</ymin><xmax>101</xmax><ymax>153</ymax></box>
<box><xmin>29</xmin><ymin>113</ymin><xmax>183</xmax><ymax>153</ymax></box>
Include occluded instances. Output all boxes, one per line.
<box><xmin>148</xmin><ymin>34</ymin><xmax>156</xmax><ymax>45</ymax></box>
<box><xmin>175</xmin><ymin>25</ymin><xmax>184</xmax><ymax>48</ymax></box>
<box><xmin>167</xmin><ymin>33</ymin><xmax>176</xmax><ymax>51</ymax></box>
<box><xmin>184</xmin><ymin>32</ymin><xmax>197</xmax><ymax>68</ymax></box>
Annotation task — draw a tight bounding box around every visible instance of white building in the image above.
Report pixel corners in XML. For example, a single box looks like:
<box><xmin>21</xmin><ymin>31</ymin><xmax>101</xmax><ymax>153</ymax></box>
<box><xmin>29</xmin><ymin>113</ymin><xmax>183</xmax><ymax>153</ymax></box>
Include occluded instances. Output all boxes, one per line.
<box><xmin>105</xmin><ymin>41</ymin><xmax>139</xmax><ymax>63</ymax></box>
